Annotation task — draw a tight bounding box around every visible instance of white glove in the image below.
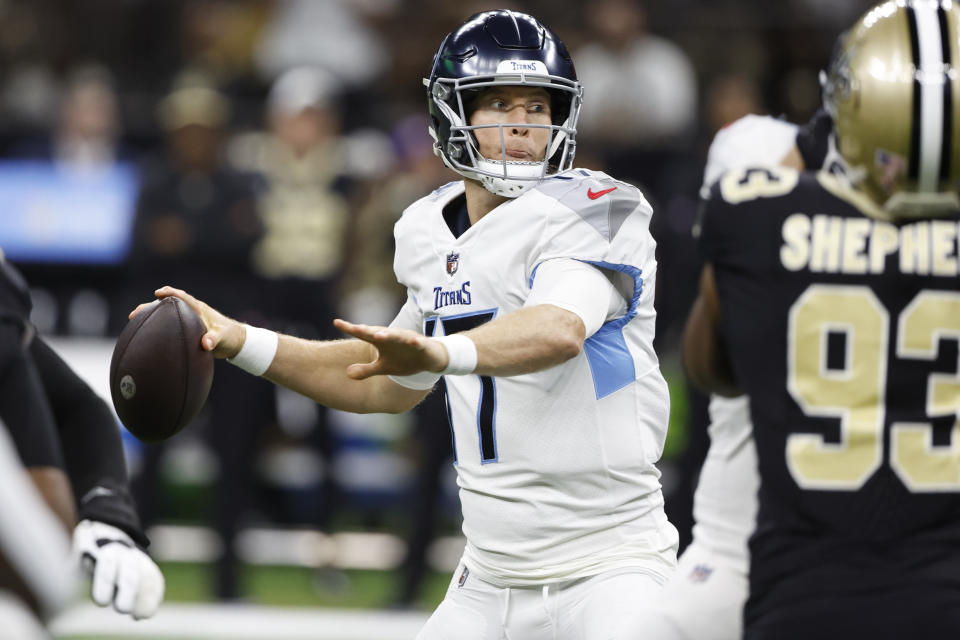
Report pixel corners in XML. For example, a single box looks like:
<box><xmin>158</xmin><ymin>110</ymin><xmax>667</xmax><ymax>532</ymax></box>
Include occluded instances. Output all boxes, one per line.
<box><xmin>72</xmin><ymin>519</ymin><xmax>165</xmax><ymax>620</ymax></box>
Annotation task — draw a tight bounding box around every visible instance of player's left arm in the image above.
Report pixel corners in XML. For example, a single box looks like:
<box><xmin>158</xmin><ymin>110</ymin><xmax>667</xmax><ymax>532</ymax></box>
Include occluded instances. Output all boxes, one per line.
<box><xmin>461</xmin><ymin>303</ymin><xmax>588</xmax><ymax>376</ymax></box>
<box><xmin>340</xmin><ymin>304</ymin><xmax>586</xmax><ymax>378</ymax></box>
<box><xmin>341</xmin><ymin>258</ymin><xmax>618</xmax><ymax>378</ymax></box>
<box><xmin>683</xmin><ymin>264</ymin><xmax>740</xmax><ymax>397</ymax></box>
<box><xmin>31</xmin><ymin>338</ymin><xmax>164</xmax><ymax>620</ymax></box>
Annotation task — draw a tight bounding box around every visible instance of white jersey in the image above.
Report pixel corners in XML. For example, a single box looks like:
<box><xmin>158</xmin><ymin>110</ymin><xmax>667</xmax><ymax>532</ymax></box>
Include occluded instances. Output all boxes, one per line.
<box><xmin>690</xmin><ymin>115</ymin><xmax>798</xmax><ymax>569</ymax></box>
<box><xmin>392</xmin><ymin>169</ymin><xmax>677</xmax><ymax>586</ymax></box>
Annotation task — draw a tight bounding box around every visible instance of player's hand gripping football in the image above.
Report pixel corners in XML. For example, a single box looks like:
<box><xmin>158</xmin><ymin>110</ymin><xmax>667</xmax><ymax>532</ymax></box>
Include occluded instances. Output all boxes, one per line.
<box><xmin>334</xmin><ymin>319</ymin><xmax>448</xmax><ymax>380</ymax></box>
<box><xmin>72</xmin><ymin>520</ymin><xmax>165</xmax><ymax>620</ymax></box>
<box><xmin>130</xmin><ymin>286</ymin><xmax>245</xmax><ymax>358</ymax></box>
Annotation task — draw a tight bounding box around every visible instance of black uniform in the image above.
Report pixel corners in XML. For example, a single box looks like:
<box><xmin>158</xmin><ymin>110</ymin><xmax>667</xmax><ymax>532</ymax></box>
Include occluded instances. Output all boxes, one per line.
<box><xmin>699</xmin><ymin>168</ymin><xmax>960</xmax><ymax>639</ymax></box>
<box><xmin>0</xmin><ymin>254</ymin><xmax>147</xmax><ymax>545</ymax></box>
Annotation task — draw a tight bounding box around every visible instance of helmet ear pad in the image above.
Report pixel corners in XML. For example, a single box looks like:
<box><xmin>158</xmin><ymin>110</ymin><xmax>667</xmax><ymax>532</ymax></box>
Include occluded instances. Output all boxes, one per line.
<box><xmin>429</xmin><ymin>87</ymin><xmax>480</xmax><ymax>165</ymax></box>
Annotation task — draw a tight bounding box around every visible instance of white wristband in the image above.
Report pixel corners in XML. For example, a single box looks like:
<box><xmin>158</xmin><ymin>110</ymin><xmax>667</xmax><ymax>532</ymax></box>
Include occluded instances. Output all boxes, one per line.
<box><xmin>227</xmin><ymin>325</ymin><xmax>278</xmax><ymax>376</ymax></box>
<box><xmin>436</xmin><ymin>334</ymin><xmax>478</xmax><ymax>376</ymax></box>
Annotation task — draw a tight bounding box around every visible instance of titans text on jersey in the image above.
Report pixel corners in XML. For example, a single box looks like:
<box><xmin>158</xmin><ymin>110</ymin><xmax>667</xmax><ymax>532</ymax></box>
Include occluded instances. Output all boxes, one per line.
<box><xmin>433</xmin><ymin>281</ymin><xmax>472</xmax><ymax>310</ymax></box>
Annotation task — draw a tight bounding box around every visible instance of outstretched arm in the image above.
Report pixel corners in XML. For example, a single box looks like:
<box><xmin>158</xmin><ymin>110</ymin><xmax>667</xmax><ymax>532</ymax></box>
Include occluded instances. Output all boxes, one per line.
<box><xmin>30</xmin><ymin>339</ymin><xmax>165</xmax><ymax>620</ymax></box>
<box><xmin>338</xmin><ymin>304</ymin><xmax>585</xmax><ymax>380</ymax></box>
<box><xmin>337</xmin><ymin>258</ymin><xmax>615</xmax><ymax>380</ymax></box>
<box><xmin>134</xmin><ymin>287</ymin><xmax>431</xmax><ymax>415</ymax></box>
<box><xmin>139</xmin><ymin>285</ymin><xmax>589</xmax><ymax>410</ymax></box>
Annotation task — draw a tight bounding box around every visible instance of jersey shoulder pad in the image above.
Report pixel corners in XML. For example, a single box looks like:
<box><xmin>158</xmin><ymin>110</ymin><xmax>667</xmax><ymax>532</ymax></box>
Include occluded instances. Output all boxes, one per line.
<box><xmin>699</xmin><ymin>168</ymin><xmax>821</xmax><ymax>257</ymax></box>
<box><xmin>533</xmin><ymin>168</ymin><xmax>651</xmax><ymax>242</ymax></box>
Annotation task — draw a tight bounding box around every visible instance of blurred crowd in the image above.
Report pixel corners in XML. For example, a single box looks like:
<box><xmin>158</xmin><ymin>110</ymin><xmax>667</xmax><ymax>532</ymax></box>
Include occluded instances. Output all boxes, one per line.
<box><xmin>1</xmin><ymin>0</ymin><xmax>877</xmax><ymax>605</ymax></box>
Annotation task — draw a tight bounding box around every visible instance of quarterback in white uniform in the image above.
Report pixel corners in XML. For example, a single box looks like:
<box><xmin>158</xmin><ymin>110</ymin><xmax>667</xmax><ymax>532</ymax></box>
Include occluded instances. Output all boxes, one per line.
<box><xmin>648</xmin><ymin>112</ymin><xmax>844</xmax><ymax>639</ymax></box>
<box><xmin>138</xmin><ymin>10</ymin><xmax>677</xmax><ymax>640</ymax></box>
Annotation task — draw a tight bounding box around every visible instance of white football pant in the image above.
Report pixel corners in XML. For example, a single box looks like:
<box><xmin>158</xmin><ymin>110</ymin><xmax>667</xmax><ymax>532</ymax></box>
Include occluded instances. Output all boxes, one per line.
<box><xmin>416</xmin><ymin>559</ymin><xmax>666</xmax><ymax>640</ymax></box>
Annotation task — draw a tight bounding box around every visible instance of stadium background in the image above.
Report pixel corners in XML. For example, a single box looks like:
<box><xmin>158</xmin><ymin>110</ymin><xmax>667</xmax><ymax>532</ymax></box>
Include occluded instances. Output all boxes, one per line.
<box><xmin>0</xmin><ymin>0</ymin><xmax>876</xmax><ymax>638</ymax></box>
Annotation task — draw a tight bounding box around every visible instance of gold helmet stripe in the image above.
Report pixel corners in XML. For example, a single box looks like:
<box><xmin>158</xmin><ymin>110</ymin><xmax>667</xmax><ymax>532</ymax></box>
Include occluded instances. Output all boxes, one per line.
<box><xmin>906</xmin><ymin>1</ymin><xmax>949</xmax><ymax>192</ymax></box>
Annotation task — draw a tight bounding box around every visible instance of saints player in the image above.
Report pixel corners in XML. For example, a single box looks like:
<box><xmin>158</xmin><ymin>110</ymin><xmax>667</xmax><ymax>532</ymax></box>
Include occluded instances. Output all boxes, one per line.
<box><xmin>685</xmin><ymin>2</ymin><xmax>960</xmax><ymax>638</ymax></box>
<box><xmin>136</xmin><ymin>10</ymin><xmax>678</xmax><ymax>639</ymax></box>
<box><xmin>645</xmin><ymin>114</ymin><xmax>801</xmax><ymax>640</ymax></box>
<box><xmin>647</xmin><ymin>106</ymin><xmax>846</xmax><ymax>639</ymax></box>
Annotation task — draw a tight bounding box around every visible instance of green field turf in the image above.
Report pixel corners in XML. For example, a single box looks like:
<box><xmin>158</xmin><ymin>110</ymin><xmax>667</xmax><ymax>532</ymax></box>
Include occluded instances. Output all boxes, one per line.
<box><xmin>160</xmin><ymin>562</ymin><xmax>449</xmax><ymax>609</ymax></box>
<box><xmin>59</xmin><ymin>562</ymin><xmax>447</xmax><ymax>639</ymax></box>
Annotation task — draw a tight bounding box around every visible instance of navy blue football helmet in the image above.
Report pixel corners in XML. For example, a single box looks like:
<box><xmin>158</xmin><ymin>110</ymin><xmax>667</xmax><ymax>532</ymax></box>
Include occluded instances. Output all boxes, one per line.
<box><xmin>425</xmin><ymin>10</ymin><xmax>583</xmax><ymax>197</ymax></box>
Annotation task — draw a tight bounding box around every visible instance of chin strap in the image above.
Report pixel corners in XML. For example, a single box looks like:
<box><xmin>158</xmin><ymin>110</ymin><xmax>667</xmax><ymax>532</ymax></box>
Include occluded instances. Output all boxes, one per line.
<box><xmin>477</xmin><ymin>158</ymin><xmax>545</xmax><ymax>197</ymax></box>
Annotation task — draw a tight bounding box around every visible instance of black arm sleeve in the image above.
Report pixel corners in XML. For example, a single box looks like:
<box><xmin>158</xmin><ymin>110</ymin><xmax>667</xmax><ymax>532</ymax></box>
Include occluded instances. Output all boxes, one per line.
<box><xmin>0</xmin><ymin>323</ymin><xmax>64</xmax><ymax>471</ymax></box>
<box><xmin>30</xmin><ymin>338</ymin><xmax>149</xmax><ymax>548</ymax></box>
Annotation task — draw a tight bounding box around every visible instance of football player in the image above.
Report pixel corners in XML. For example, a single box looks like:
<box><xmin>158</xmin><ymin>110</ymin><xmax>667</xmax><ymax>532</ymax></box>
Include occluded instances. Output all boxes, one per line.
<box><xmin>684</xmin><ymin>2</ymin><xmax>960</xmax><ymax>638</ymax></box>
<box><xmin>645</xmin><ymin>105</ymin><xmax>845</xmax><ymax>640</ymax></box>
<box><xmin>137</xmin><ymin>10</ymin><xmax>678</xmax><ymax>639</ymax></box>
<box><xmin>0</xmin><ymin>252</ymin><xmax>164</xmax><ymax>620</ymax></box>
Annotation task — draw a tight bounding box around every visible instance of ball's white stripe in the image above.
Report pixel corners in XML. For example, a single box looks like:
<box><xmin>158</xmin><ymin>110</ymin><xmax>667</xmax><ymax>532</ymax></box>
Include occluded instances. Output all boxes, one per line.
<box><xmin>915</xmin><ymin>1</ymin><xmax>945</xmax><ymax>191</ymax></box>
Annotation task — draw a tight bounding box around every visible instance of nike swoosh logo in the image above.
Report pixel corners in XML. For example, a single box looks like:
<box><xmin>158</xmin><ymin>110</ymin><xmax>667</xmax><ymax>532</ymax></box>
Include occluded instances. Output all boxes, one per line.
<box><xmin>587</xmin><ymin>187</ymin><xmax>617</xmax><ymax>199</ymax></box>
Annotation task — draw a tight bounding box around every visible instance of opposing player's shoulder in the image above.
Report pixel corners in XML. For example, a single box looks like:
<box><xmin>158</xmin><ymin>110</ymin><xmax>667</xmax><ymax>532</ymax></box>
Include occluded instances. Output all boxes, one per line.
<box><xmin>707</xmin><ymin>165</ymin><xmax>804</xmax><ymax>208</ymax></box>
<box><xmin>699</xmin><ymin>168</ymin><xmax>822</xmax><ymax>251</ymax></box>
<box><xmin>703</xmin><ymin>115</ymin><xmax>799</xmax><ymax>187</ymax></box>
<box><xmin>532</xmin><ymin>168</ymin><xmax>652</xmax><ymax>231</ymax></box>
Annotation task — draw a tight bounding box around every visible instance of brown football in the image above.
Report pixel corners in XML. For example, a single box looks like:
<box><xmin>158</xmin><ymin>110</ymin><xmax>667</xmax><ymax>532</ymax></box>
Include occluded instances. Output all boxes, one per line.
<box><xmin>110</xmin><ymin>297</ymin><xmax>214</xmax><ymax>442</ymax></box>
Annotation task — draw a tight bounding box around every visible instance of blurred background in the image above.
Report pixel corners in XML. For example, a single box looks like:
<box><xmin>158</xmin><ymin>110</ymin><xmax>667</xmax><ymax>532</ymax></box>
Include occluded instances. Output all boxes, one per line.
<box><xmin>0</xmin><ymin>0</ymin><xmax>877</xmax><ymax>637</ymax></box>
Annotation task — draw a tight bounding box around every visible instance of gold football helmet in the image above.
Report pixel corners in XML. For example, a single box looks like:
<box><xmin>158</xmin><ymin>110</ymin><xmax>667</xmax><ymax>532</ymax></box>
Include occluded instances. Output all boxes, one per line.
<box><xmin>823</xmin><ymin>0</ymin><xmax>960</xmax><ymax>217</ymax></box>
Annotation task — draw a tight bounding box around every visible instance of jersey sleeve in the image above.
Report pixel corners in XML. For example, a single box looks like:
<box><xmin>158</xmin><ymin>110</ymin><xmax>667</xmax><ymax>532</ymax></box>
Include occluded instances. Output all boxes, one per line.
<box><xmin>525</xmin><ymin>258</ymin><xmax>625</xmax><ymax>337</ymax></box>
<box><xmin>531</xmin><ymin>172</ymin><xmax>654</xmax><ymax>314</ymax></box>
<box><xmin>0</xmin><ymin>324</ymin><xmax>64</xmax><ymax>470</ymax></box>
<box><xmin>31</xmin><ymin>338</ymin><xmax>148</xmax><ymax>546</ymax></box>
<box><xmin>388</xmin><ymin>294</ymin><xmax>440</xmax><ymax>391</ymax></box>
<box><xmin>388</xmin><ymin>294</ymin><xmax>422</xmax><ymax>333</ymax></box>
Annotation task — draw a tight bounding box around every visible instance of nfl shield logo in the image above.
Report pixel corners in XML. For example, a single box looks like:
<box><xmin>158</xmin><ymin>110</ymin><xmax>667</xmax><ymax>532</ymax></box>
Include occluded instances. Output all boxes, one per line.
<box><xmin>688</xmin><ymin>564</ymin><xmax>714</xmax><ymax>583</ymax></box>
<box><xmin>446</xmin><ymin>252</ymin><xmax>460</xmax><ymax>275</ymax></box>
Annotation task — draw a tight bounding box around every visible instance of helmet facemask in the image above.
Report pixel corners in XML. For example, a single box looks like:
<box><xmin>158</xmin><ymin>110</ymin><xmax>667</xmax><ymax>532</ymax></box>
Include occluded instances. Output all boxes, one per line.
<box><xmin>427</xmin><ymin>69</ymin><xmax>583</xmax><ymax>198</ymax></box>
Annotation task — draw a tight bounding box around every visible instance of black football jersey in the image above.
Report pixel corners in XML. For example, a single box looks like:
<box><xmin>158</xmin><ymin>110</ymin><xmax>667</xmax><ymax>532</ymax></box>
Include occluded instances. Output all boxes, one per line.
<box><xmin>0</xmin><ymin>253</ymin><xmax>32</xmax><ymax>328</ymax></box>
<box><xmin>699</xmin><ymin>167</ymin><xmax>960</xmax><ymax>633</ymax></box>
